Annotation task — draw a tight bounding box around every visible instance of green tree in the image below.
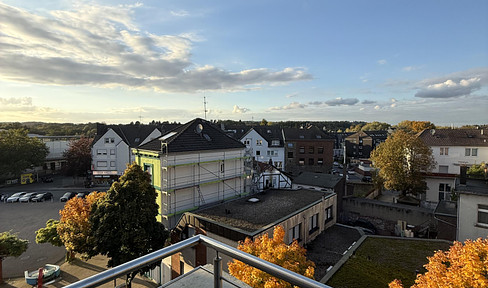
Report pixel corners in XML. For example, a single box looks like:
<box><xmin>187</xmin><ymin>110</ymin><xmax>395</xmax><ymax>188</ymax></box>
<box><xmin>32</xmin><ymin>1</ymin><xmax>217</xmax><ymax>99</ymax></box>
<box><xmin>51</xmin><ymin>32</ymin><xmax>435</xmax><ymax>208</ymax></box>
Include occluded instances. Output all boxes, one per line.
<box><xmin>0</xmin><ymin>231</ymin><xmax>29</xmax><ymax>283</ymax></box>
<box><xmin>467</xmin><ymin>162</ymin><xmax>486</xmax><ymax>179</ymax></box>
<box><xmin>260</xmin><ymin>119</ymin><xmax>269</xmax><ymax>126</ymax></box>
<box><xmin>395</xmin><ymin>121</ymin><xmax>436</xmax><ymax>134</ymax></box>
<box><xmin>36</xmin><ymin>219</ymin><xmax>63</xmax><ymax>247</ymax></box>
<box><xmin>89</xmin><ymin>164</ymin><xmax>169</xmax><ymax>287</ymax></box>
<box><xmin>0</xmin><ymin>129</ymin><xmax>49</xmax><ymax>180</ymax></box>
<box><xmin>362</xmin><ymin>121</ymin><xmax>391</xmax><ymax>131</ymax></box>
<box><xmin>63</xmin><ymin>137</ymin><xmax>93</xmax><ymax>177</ymax></box>
<box><xmin>371</xmin><ymin>130</ymin><xmax>436</xmax><ymax>197</ymax></box>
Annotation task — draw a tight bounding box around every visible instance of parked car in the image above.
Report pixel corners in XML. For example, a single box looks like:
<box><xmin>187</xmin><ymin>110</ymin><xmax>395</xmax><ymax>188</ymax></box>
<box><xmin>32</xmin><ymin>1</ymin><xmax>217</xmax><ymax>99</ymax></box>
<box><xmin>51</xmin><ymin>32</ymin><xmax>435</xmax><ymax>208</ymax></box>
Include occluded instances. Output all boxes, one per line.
<box><xmin>6</xmin><ymin>192</ymin><xmax>27</xmax><ymax>203</ymax></box>
<box><xmin>60</xmin><ymin>192</ymin><xmax>76</xmax><ymax>202</ymax></box>
<box><xmin>19</xmin><ymin>192</ymin><xmax>38</xmax><ymax>202</ymax></box>
<box><xmin>1</xmin><ymin>193</ymin><xmax>9</xmax><ymax>202</ymax></box>
<box><xmin>32</xmin><ymin>192</ymin><xmax>54</xmax><ymax>202</ymax></box>
<box><xmin>76</xmin><ymin>192</ymin><xmax>88</xmax><ymax>198</ymax></box>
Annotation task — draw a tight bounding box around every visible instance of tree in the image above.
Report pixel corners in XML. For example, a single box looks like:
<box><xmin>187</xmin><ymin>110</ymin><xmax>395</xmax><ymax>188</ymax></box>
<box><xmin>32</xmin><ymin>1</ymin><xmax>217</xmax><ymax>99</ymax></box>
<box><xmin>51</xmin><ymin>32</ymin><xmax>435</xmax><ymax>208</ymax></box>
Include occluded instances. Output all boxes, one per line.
<box><xmin>395</xmin><ymin>121</ymin><xmax>436</xmax><ymax>134</ymax></box>
<box><xmin>371</xmin><ymin>130</ymin><xmax>436</xmax><ymax>197</ymax></box>
<box><xmin>57</xmin><ymin>192</ymin><xmax>106</xmax><ymax>261</ymax></box>
<box><xmin>467</xmin><ymin>162</ymin><xmax>486</xmax><ymax>179</ymax></box>
<box><xmin>36</xmin><ymin>219</ymin><xmax>63</xmax><ymax>247</ymax></box>
<box><xmin>361</xmin><ymin>121</ymin><xmax>391</xmax><ymax>131</ymax></box>
<box><xmin>260</xmin><ymin>119</ymin><xmax>269</xmax><ymax>126</ymax></box>
<box><xmin>89</xmin><ymin>164</ymin><xmax>169</xmax><ymax>287</ymax></box>
<box><xmin>0</xmin><ymin>231</ymin><xmax>29</xmax><ymax>283</ymax></box>
<box><xmin>0</xmin><ymin>129</ymin><xmax>49</xmax><ymax>180</ymax></box>
<box><xmin>228</xmin><ymin>226</ymin><xmax>315</xmax><ymax>288</ymax></box>
<box><xmin>63</xmin><ymin>137</ymin><xmax>93</xmax><ymax>177</ymax></box>
<box><xmin>389</xmin><ymin>237</ymin><xmax>488</xmax><ymax>288</ymax></box>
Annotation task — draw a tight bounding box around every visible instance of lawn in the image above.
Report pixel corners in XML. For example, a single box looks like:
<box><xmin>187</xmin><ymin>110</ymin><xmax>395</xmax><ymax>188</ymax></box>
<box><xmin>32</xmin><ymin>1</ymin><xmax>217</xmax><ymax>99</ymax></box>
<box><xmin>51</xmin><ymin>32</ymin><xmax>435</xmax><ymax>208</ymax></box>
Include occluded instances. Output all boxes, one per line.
<box><xmin>326</xmin><ymin>237</ymin><xmax>452</xmax><ymax>288</ymax></box>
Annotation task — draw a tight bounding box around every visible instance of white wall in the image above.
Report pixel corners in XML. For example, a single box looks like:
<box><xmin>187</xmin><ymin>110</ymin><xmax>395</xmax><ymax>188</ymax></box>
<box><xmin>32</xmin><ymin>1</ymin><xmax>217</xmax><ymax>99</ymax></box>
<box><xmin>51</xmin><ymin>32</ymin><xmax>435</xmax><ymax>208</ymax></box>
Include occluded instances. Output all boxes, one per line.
<box><xmin>242</xmin><ymin>129</ymin><xmax>285</xmax><ymax>169</ymax></box>
<box><xmin>431</xmin><ymin>146</ymin><xmax>488</xmax><ymax>174</ymax></box>
<box><xmin>92</xmin><ymin>129</ymin><xmax>125</xmax><ymax>174</ymax></box>
<box><xmin>458</xmin><ymin>193</ymin><xmax>488</xmax><ymax>242</ymax></box>
<box><xmin>425</xmin><ymin>177</ymin><xmax>456</xmax><ymax>203</ymax></box>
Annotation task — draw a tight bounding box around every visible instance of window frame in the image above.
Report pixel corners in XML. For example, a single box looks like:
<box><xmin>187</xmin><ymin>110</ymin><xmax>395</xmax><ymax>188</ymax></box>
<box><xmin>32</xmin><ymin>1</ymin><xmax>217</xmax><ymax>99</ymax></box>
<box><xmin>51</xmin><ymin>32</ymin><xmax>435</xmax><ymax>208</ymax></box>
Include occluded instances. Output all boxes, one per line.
<box><xmin>309</xmin><ymin>213</ymin><xmax>319</xmax><ymax>234</ymax></box>
<box><xmin>477</xmin><ymin>204</ymin><xmax>488</xmax><ymax>228</ymax></box>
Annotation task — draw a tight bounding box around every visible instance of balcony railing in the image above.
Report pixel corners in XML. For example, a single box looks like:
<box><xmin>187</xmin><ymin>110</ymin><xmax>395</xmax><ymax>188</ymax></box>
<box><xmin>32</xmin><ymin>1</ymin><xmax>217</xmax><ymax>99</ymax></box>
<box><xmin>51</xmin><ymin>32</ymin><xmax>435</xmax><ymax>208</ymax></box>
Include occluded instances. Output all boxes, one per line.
<box><xmin>64</xmin><ymin>234</ymin><xmax>331</xmax><ymax>288</ymax></box>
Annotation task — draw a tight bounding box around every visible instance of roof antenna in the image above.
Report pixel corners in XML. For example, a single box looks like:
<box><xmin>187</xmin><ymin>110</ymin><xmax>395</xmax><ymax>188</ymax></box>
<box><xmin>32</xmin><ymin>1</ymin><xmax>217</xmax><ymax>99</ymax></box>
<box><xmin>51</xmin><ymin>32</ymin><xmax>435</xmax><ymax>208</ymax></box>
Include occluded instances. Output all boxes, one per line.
<box><xmin>203</xmin><ymin>95</ymin><xmax>208</xmax><ymax>120</ymax></box>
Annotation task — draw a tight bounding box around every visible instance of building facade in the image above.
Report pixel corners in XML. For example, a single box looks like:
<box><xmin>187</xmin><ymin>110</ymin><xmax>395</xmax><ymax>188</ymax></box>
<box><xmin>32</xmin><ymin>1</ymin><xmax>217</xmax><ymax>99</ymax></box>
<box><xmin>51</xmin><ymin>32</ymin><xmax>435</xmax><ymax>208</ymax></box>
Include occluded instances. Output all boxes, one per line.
<box><xmin>240</xmin><ymin>126</ymin><xmax>285</xmax><ymax>170</ymax></box>
<box><xmin>344</xmin><ymin>130</ymin><xmax>388</xmax><ymax>160</ymax></box>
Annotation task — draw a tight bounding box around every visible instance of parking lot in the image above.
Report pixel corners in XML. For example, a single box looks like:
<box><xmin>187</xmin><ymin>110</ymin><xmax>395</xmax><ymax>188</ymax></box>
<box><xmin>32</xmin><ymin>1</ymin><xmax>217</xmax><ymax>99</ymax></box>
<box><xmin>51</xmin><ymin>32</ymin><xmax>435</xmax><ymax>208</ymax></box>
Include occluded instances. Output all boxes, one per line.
<box><xmin>0</xmin><ymin>176</ymin><xmax>105</xmax><ymax>279</ymax></box>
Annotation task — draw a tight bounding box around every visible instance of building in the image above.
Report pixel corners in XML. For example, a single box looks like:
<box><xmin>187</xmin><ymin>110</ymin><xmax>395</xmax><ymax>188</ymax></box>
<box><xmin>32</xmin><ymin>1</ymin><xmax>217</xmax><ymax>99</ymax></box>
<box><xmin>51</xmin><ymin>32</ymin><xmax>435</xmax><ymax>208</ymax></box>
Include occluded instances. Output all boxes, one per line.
<box><xmin>240</xmin><ymin>126</ymin><xmax>285</xmax><ymax>170</ymax></box>
<box><xmin>283</xmin><ymin>126</ymin><xmax>335</xmax><ymax>176</ymax></box>
<box><xmin>165</xmin><ymin>188</ymin><xmax>337</xmax><ymax>283</ymax></box>
<box><xmin>418</xmin><ymin>128</ymin><xmax>488</xmax><ymax>203</ymax></box>
<box><xmin>133</xmin><ymin>118</ymin><xmax>246</xmax><ymax>229</ymax></box>
<box><xmin>250</xmin><ymin>161</ymin><xmax>292</xmax><ymax>192</ymax></box>
<box><xmin>456</xmin><ymin>177</ymin><xmax>488</xmax><ymax>242</ymax></box>
<box><xmin>328</xmin><ymin>132</ymin><xmax>354</xmax><ymax>162</ymax></box>
<box><xmin>91</xmin><ymin>123</ymin><xmax>165</xmax><ymax>183</ymax></box>
<box><xmin>28</xmin><ymin>134</ymin><xmax>81</xmax><ymax>172</ymax></box>
<box><xmin>344</xmin><ymin>130</ymin><xmax>388</xmax><ymax>160</ymax></box>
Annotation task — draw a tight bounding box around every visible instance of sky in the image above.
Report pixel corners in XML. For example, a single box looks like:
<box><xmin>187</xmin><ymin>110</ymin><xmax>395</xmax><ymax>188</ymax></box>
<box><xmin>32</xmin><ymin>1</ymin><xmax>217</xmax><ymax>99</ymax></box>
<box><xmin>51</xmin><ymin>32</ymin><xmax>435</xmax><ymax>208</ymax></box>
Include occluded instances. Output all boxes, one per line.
<box><xmin>0</xmin><ymin>1</ymin><xmax>487</xmax><ymax>126</ymax></box>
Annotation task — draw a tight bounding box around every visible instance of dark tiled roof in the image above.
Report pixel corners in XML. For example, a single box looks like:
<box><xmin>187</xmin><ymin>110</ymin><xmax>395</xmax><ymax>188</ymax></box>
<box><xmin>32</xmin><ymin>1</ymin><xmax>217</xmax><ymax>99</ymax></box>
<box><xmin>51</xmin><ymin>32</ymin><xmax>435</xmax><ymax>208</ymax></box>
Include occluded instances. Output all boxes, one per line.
<box><xmin>138</xmin><ymin>118</ymin><xmax>245</xmax><ymax>153</ymax></box>
<box><xmin>93</xmin><ymin>123</ymin><xmax>162</xmax><ymax>148</ymax></box>
<box><xmin>193</xmin><ymin>188</ymin><xmax>333</xmax><ymax>233</ymax></box>
<box><xmin>418</xmin><ymin>129</ymin><xmax>488</xmax><ymax>147</ymax></box>
<box><xmin>293</xmin><ymin>172</ymin><xmax>342</xmax><ymax>188</ymax></box>
<box><xmin>346</xmin><ymin>130</ymin><xmax>388</xmax><ymax>140</ymax></box>
<box><xmin>282</xmin><ymin>126</ymin><xmax>333</xmax><ymax>141</ymax></box>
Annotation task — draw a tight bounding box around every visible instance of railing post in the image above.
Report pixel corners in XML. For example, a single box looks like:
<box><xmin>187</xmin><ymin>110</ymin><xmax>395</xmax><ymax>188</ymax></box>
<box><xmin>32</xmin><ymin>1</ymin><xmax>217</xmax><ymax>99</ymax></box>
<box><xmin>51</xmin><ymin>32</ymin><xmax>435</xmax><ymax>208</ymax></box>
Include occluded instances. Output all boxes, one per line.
<box><xmin>214</xmin><ymin>251</ymin><xmax>222</xmax><ymax>288</ymax></box>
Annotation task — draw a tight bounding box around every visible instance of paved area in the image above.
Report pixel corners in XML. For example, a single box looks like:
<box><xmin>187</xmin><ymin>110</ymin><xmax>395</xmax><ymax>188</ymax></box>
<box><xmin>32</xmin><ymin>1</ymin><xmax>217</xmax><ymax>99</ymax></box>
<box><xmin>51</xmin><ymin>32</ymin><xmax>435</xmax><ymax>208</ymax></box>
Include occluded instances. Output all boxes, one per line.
<box><xmin>0</xmin><ymin>254</ymin><xmax>158</xmax><ymax>288</ymax></box>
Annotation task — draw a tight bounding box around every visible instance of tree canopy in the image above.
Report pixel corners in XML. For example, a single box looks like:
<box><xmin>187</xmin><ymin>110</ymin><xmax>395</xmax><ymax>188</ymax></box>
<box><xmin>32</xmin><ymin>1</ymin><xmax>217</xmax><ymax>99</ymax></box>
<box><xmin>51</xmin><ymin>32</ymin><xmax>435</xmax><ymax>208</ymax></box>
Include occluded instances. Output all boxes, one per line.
<box><xmin>36</xmin><ymin>219</ymin><xmax>63</xmax><ymax>247</ymax></box>
<box><xmin>63</xmin><ymin>137</ymin><xmax>93</xmax><ymax>177</ymax></box>
<box><xmin>389</xmin><ymin>238</ymin><xmax>488</xmax><ymax>288</ymax></box>
<box><xmin>0</xmin><ymin>129</ymin><xmax>49</xmax><ymax>180</ymax></box>
<box><xmin>467</xmin><ymin>162</ymin><xmax>486</xmax><ymax>179</ymax></box>
<box><xmin>0</xmin><ymin>231</ymin><xmax>29</xmax><ymax>283</ymax></box>
<box><xmin>395</xmin><ymin>121</ymin><xmax>436</xmax><ymax>134</ymax></box>
<box><xmin>89</xmin><ymin>164</ymin><xmax>169</xmax><ymax>286</ymax></box>
<box><xmin>228</xmin><ymin>225</ymin><xmax>315</xmax><ymax>288</ymax></box>
<box><xmin>371</xmin><ymin>130</ymin><xmax>436</xmax><ymax>196</ymax></box>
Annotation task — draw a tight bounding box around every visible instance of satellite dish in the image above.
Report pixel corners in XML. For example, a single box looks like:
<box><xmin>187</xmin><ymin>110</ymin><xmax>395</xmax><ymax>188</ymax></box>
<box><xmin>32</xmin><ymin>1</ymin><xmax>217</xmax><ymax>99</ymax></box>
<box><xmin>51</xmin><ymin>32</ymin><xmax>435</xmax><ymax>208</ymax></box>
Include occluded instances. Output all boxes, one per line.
<box><xmin>196</xmin><ymin>124</ymin><xmax>204</xmax><ymax>134</ymax></box>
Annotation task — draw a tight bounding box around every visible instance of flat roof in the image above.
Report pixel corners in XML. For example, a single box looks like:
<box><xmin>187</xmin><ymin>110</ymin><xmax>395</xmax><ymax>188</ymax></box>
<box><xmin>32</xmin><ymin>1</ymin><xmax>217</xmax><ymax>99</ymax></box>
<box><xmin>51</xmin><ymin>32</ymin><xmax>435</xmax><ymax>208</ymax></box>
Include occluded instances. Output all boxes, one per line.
<box><xmin>193</xmin><ymin>188</ymin><xmax>335</xmax><ymax>233</ymax></box>
<box><xmin>456</xmin><ymin>178</ymin><xmax>488</xmax><ymax>196</ymax></box>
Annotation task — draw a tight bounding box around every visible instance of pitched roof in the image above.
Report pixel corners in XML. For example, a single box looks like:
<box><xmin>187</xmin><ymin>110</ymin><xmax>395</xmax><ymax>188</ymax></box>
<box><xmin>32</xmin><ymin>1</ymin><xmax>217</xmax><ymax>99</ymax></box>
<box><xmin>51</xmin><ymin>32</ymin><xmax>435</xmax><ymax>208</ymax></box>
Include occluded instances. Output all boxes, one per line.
<box><xmin>282</xmin><ymin>126</ymin><xmax>333</xmax><ymax>141</ymax></box>
<box><xmin>243</xmin><ymin>126</ymin><xmax>284</xmax><ymax>147</ymax></box>
<box><xmin>293</xmin><ymin>171</ymin><xmax>343</xmax><ymax>188</ymax></box>
<box><xmin>418</xmin><ymin>129</ymin><xmax>488</xmax><ymax>147</ymax></box>
<box><xmin>138</xmin><ymin>118</ymin><xmax>245</xmax><ymax>153</ymax></box>
<box><xmin>93</xmin><ymin>123</ymin><xmax>162</xmax><ymax>148</ymax></box>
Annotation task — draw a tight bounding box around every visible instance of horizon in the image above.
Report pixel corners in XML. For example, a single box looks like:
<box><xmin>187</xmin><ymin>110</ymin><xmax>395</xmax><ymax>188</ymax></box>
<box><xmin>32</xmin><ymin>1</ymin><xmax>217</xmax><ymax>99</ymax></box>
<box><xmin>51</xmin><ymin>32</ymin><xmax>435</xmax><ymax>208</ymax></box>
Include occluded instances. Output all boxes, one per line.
<box><xmin>0</xmin><ymin>1</ymin><xmax>487</xmax><ymax>126</ymax></box>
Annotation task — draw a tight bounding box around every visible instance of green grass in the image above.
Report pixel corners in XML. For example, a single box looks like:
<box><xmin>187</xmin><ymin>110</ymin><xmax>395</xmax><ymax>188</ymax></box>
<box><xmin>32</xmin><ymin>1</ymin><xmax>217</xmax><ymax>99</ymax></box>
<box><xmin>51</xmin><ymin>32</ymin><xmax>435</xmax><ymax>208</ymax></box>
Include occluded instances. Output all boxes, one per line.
<box><xmin>326</xmin><ymin>237</ymin><xmax>452</xmax><ymax>288</ymax></box>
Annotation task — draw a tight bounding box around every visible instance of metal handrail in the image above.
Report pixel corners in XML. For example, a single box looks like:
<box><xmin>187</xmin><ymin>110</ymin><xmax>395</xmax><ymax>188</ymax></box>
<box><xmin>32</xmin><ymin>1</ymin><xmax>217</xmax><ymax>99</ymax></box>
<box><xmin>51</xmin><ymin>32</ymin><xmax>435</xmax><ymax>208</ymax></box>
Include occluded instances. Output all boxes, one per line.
<box><xmin>64</xmin><ymin>234</ymin><xmax>331</xmax><ymax>288</ymax></box>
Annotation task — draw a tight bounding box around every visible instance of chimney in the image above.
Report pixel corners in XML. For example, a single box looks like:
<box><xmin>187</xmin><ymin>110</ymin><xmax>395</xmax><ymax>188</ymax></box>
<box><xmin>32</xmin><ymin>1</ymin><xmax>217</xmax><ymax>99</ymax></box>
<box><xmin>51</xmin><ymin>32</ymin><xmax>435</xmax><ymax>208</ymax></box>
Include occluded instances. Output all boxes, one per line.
<box><xmin>460</xmin><ymin>166</ymin><xmax>467</xmax><ymax>185</ymax></box>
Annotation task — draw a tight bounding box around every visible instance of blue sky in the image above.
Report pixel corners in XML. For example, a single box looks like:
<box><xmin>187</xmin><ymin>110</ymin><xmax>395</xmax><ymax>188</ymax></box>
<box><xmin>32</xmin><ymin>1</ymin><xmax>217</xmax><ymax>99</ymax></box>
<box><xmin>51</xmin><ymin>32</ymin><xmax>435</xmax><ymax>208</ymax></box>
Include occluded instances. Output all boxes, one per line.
<box><xmin>0</xmin><ymin>0</ymin><xmax>487</xmax><ymax>125</ymax></box>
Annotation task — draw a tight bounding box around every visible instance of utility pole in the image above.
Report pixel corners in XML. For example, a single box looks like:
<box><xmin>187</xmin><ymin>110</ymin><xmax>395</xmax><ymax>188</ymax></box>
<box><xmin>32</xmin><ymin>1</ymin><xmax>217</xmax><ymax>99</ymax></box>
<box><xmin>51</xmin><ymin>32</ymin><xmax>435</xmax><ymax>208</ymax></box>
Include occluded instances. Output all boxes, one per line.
<box><xmin>204</xmin><ymin>96</ymin><xmax>208</xmax><ymax>120</ymax></box>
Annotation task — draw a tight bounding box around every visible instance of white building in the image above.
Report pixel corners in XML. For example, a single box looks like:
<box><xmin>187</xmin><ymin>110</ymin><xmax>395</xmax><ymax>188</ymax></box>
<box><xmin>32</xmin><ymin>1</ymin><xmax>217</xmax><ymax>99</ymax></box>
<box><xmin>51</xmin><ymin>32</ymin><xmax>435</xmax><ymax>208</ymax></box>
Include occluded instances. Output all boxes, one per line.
<box><xmin>133</xmin><ymin>118</ymin><xmax>246</xmax><ymax>229</ymax></box>
<box><xmin>418</xmin><ymin>128</ymin><xmax>488</xmax><ymax>203</ymax></box>
<box><xmin>456</xmin><ymin>178</ymin><xmax>488</xmax><ymax>242</ymax></box>
<box><xmin>240</xmin><ymin>126</ymin><xmax>285</xmax><ymax>170</ymax></box>
<box><xmin>91</xmin><ymin>124</ymin><xmax>163</xmax><ymax>182</ymax></box>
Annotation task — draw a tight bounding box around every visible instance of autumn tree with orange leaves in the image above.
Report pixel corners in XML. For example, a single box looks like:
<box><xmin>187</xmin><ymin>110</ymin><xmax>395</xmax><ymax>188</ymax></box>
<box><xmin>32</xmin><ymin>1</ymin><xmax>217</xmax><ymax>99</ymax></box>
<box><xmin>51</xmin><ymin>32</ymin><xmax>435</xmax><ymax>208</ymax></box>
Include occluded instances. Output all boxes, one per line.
<box><xmin>228</xmin><ymin>225</ymin><xmax>315</xmax><ymax>288</ymax></box>
<box><xmin>57</xmin><ymin>191</ymin><xmax>105</xmax><ymax>261</ymax></box>
<box><xmin>389</xmin><ymin>238</ymin><xmax>488</xmax><ymax>288</ymax></box>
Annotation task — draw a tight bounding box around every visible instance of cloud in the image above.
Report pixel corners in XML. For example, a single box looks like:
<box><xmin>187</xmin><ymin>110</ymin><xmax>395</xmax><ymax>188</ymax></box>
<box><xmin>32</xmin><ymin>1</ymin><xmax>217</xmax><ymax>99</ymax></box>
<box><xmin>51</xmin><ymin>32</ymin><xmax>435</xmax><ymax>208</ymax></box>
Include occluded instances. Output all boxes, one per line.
<box><xmin>377</xmin><ymin>59</ymin><xmax>387</xmax><ymax>65</ymax></box>
<box><xmin>0</xmin><ymin>97</ymin><xmax>32</xmax><ymax>106</ymax></box>
<box><xmin>361</xmin><ymin>100</ymin><xmax>376</xmax><ymax>105</ymax></box>
<box><xmin>324</xmin><ymin>97</ymin><xmax>359</xmax><ymax>106</ymax></box>
<box><xmin>403</xmin><ymin>66</ymin><xmax>421</xmax><ymax>72</ymax></box>
<box><xmin>374</xmin><ymin>105</ymin><xmax>381</xmax><ymax>110</ymax></box>
<box><xmin>232</xmin><ymin>105</ymin><xmax>249</xmax><ymax>114</ymax></box>
<box><xmin>268</xmin><ymin>102</ymin><xmax>306</xmax><ymax>111</ymax></box>
<box><xmin>286</xmin><ymin>93</ymin><xmax>298</xmax><ymax>98</ymax></box>
<box><xmin>415</xmin><ymin>77</ymin><xmax>482</xmax><ymax>98</ymax></box>
<box><xmin>170</xmin><ymin>10</ymin><xmax>189</xmax><ymax>17</ymax></box>
<box><xmin>0</xmin><ymin>3</ymin><xmax>312</xmax><ymax>93</ymax></box>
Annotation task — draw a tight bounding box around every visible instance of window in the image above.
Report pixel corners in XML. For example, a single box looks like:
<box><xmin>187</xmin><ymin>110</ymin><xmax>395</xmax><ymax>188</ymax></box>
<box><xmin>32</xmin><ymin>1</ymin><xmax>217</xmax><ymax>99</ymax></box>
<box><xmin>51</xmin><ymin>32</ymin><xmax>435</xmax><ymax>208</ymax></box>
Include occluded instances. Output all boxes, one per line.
<box><xmin>144</xmin><ymin>164</ymin><xmax>154</xmax><ymax>184</ymax></box>
<box><xmin>288</xmin><ymin>152</ymin><xmax>294</xmax><ymax>158</ymax></box>
<box><xmin>104</xmin><ymin>137</ymin><xmax>115</xmax><ymax>143</ymax></box>
<box><xmin>318</xmin><ymin>158</ymin><xmax>323</xmax><ymax>165</ymax></box>
<box><xmin>256</xmin><ymin>150</ymin><xmax>260</xmax><ymax>156</ymax></box>
<box><xmin>308</xmin><ymin>158</ymin><xmax>314</xmax><ymax>165</ymax></box>
<box><xmin>440</xmin><ymin>147</ymin><xmax>449</xmax><ymax>155</ymax></box>
<box><xmin>299</xmin><ymin>135</ymin><xmax>304</xmax><ymax>139</ymax></box>
<box><xmin>272</xmin><ymin>140</ymin><xmax>280</xmax><ymax>146</ymax></box>
<box><xmin>439</xmin><ymin>165</ymin><xmax>449</xmax><ymax>173</ymax></box>
<box><xmin>110</xmin><ymin>149</ymin><xmax>115</xmax><ymax>155</ymax></box>
<box><xmin>97</xmin><ymin>161</ymin><xmax>107</xmax><ymax>167</ymax></box>
<box><xmin>472</xmin><ymin>148</ymin><xmax>478</xmax><ymax>156</ymax></box>
<box><xmin>220</xmin><ymin>162</ymin><xmax>225</xmax><ymax>172</ymax></box>
<box><xmin>308</xmin><ymin>146</ymin><xmax>314</xmax><ymax>154</ymax></box>
<box><xmin>256</xmin><ymin>140</ymin><xmax>263</xmax><ymax>146</ymax></box>
<box><xmin>299</xmin><ymin>158</ymin><xmax>305</xmax><ymax>165</ymax></box>
<box><xmin>325</xmin><ymin>206</ymin><xmax>333</xmax><ymax>223</ymax></box>
<box><xmin>478</xmin><ymin>204</ymin><xmax>488</xmax><ymax>227</ymax></box>
<box><xmin>288</xmin><ymin>223</ymin><xmax>301</xmax><ymax>244</ymax></box>
<box><xmin>110</xmin><ymin>161</ymin><xmax>116</xmax><ymax>167</ymax></box>
<box><xmin>275</xmin><ymin>161</ymin><xmax>282</xmax><ymax>168</ymax></box>
<box><xmin>244</xmin><ymin>139</ymin><xmax>251</xmax><ymax>145</ymax></box>
<box><xmin>309</xmin><ymin>213</ymin><xmax>319</xmax><ymax>234</ymax></box>
<box><xmin>97</xmin><ymin>149</ymin><xmax>107</xmax><ymax>155</ymax></box>
<box><xmin>287</xmin><ymin>143</ymin><xmax>294</xmax><ymax>148</ymax></box>
<box><xmin>438</xmin><ymin>183</ymin><xmax>452</xmax><ymax>201</ymax></box>
<box><xmin>318</xmin><ymin>147</ymin><xmax>324</xmax><ymax>154</ymax></box>
<box><xmin>465</xmin><ymin>148</ymin><xmax>471</xmax><ymax>156</ymax></box>
<box><xmin>299</xmin><ymin>147</ymin><xmax>305</xmax><ymax>154</ymax></box>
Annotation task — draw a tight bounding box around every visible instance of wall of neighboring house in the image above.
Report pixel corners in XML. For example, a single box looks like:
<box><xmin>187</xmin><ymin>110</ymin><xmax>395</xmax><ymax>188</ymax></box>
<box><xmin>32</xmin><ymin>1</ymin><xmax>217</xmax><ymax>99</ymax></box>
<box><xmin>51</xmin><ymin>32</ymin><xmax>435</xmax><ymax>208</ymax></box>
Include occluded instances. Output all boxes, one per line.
<box><xmin>457</xmin><ymin>193</ymin><xmax>488</xmax><ymax>242</ymax></box>
<box><xmin>242</xmin><ymin>129</ymin><xmax>285</xmax><ymax>169</ymax></box>
<box><xmin>140</xmin><ymin>128</ymin><xmax>162</xmax><ymax>146</ymax></box>
<box><xmin>92</xmin><ymin>129</ymin><xmax>125</xmax><ymax>177</ymax></box>
<box><xmin>285</xmin><ymin>140</ymin><xmax>334</xmax><ymax>175</ymax></box>
<box><xmin>431</xmin><ymin>146</ymin><xmax>488</xmax><ymax>174</ymax></box>
<box><xmin>425</xmin><ymin>176</ymin><xmax>457</xmax><ymax>203</ymax></box>
<box><xmin>135</xmin><ymin>150</ymin><xmax>163</xmax><ymax>221</ymax></box>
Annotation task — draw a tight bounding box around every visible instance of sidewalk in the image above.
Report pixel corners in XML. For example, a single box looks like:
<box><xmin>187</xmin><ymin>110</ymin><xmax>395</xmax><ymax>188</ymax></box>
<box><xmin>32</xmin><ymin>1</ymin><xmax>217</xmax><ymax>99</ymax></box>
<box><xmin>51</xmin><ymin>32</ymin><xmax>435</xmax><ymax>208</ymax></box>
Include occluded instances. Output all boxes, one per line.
<box><xmin>0</xmin><ymin>255</ymin><xmax>159</xmax><ymax>288</ymax></box>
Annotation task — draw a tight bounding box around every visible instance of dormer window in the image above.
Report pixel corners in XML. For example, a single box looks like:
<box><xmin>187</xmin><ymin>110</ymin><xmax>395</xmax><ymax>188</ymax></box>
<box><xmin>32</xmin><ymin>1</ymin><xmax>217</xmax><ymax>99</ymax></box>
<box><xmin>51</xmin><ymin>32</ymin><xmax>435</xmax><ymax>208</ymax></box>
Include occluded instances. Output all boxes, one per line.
<box><xmin>271</xmin><ymin>140</ymin><xmax>280</xmax><ymax>146</ymax></box>
<box><xmin>299</xmin><ymin>135</ymin><xmax>304</xmax><ymax>139</ymax></box>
